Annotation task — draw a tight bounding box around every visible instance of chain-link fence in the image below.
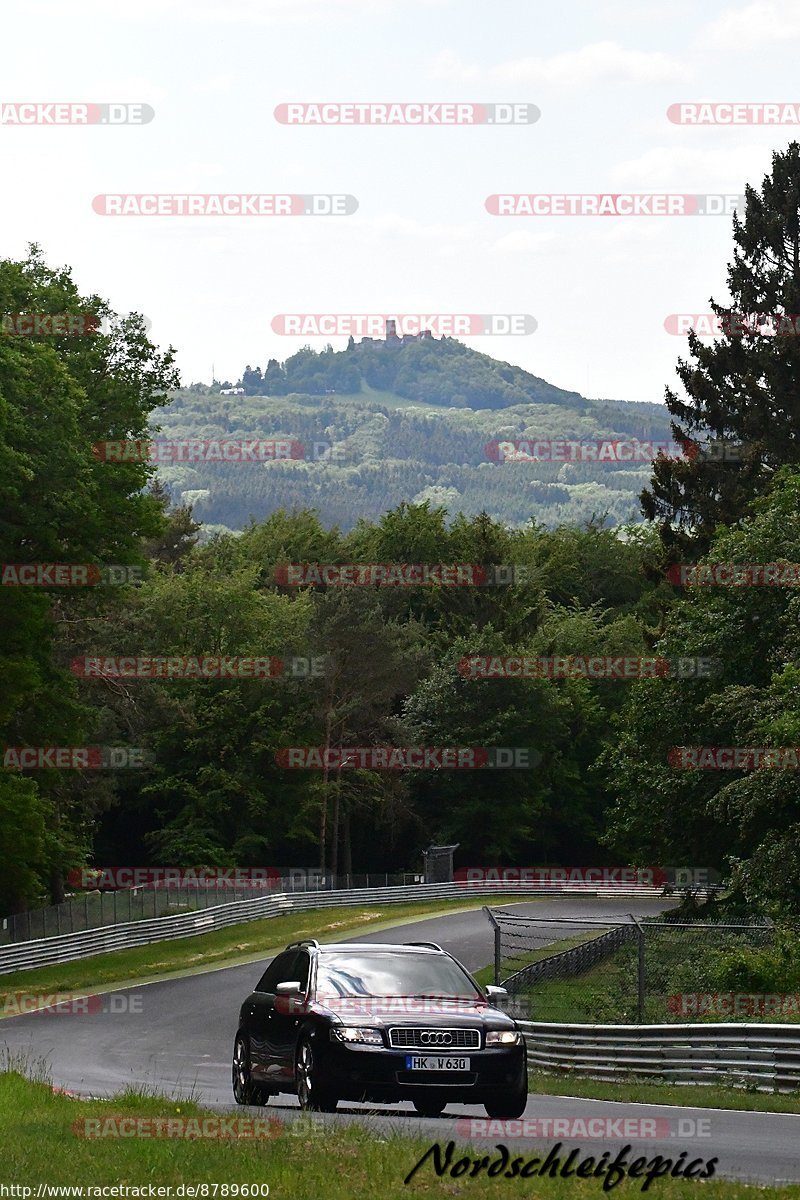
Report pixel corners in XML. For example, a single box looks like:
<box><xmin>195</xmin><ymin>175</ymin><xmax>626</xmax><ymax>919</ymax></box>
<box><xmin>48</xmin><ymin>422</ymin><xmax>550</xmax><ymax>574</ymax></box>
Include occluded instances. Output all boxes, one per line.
<box><xmin>0</xmin><ymin>872</ymin><xmax>424</xmax><ymax>945</ymax></box>
<box><xmin>484</xmin><ymin>908</ymin><xmax>777</xmax><ymax>1023</ymax></box>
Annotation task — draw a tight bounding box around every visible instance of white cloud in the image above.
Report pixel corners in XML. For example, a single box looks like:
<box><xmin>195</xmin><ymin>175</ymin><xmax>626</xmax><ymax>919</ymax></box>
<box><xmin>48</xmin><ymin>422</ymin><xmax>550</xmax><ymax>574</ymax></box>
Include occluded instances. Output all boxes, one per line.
<box><xmin>611</xmin><ymin>144</ymin><xmax>771</xmax><ymax>189</ymax></box>
<box><xmin>596</xmin><ymin>0</ymin><xmax>693</xmax><ymax>20</ymax></box>
<box><xmin>190</xmin><ymin>76</ymin><xmax>236</xmax><ymax>95</ymax></box>
<box><xmin>428</xmin><ymin>41</ymin><xmax>688</xmax><ymax>87</ymax></box>
<box><xmin>493</xmin><ymin>230</ymin><xmax>558</xmax><ymax>253</ymax></box>
<box><xmin>702</xmin><ymin>1</ymin><xmax>800</xmax><ymax>49</ymax></box>
<box><xmin>28</xmin><ymin>0</ymin><xmax>449</xmax><ymax>23</ymax></box>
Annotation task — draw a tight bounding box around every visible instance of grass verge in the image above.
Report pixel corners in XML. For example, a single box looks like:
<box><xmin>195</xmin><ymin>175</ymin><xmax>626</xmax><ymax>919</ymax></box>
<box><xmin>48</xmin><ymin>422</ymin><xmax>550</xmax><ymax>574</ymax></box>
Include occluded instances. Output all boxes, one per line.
<box><xmin>0</xmin><ymin>895</ymin><xmax>533</xmax><ymax>1003</ymax></box>
<box><xmin>529</xmin><ymin>1072</ymin><xmax>800</xmax><ymax>1116</ymax></box>
<box><xmin>473</xmin><ymin>930</ymin><xmax>606</xmax><ymax>989</ymax></box>
<box><xmin>3</xmin><ymin>1071</ymin><xmax>798</xmax><ymax>1197</ymax></box>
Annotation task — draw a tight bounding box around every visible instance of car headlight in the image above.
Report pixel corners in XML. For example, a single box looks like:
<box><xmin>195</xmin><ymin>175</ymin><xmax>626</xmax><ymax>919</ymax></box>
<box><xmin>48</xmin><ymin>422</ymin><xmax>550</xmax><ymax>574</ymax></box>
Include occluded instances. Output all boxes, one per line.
<box><xmin>485</xmin><ymin>1030</ymin><xmax>522</xmax><ymax>1046</ymax></box>
<box><xmin>331</xmin><ymin>1026</ymin><xmax>384</xmax><ymax>1046</ymax></box>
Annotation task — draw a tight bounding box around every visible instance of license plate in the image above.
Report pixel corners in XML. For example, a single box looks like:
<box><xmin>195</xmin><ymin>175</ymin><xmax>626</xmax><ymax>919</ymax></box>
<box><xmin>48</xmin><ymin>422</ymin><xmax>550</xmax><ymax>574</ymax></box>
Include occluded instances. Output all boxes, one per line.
<box><xmin>405</xmin><ymin>1055</ymin><xmax>470</xmax><ymax>1071</ymax></box>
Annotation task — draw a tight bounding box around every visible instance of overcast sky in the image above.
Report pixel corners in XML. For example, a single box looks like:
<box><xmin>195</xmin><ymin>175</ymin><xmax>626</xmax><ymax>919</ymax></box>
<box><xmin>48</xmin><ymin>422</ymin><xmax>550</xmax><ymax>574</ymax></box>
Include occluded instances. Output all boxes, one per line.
<box><xmin>3</xmin><ymin>0</ymin><xmax>799</xmax><ymax>404</ymax></box>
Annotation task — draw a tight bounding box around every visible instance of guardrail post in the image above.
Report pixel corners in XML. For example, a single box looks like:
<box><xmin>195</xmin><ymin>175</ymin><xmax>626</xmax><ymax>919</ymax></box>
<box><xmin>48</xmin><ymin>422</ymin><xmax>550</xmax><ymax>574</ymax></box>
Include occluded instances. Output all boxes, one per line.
<box><xmin>629</xmin><ymin>913</ymin><xmax>645</xmax><ymax>1023</ymax></box>
<box><xmin>482</xmin><ymin>906</ymin><xmax>502</xmax><ymax>985</ymax></box>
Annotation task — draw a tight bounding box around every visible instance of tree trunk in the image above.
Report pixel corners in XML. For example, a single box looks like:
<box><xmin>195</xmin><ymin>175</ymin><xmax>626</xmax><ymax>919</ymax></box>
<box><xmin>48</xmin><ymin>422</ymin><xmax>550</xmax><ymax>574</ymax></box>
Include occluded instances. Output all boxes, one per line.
<box><xmin>342</xmin><ymin>805</ymin><xmax>353</xmax><ymax>876</ymax></box>
<box><xmin>319</xmin><ymin>704</ymin><xmax>333</xmax><ymax>873</ymax></box>
<box><xmin>331</xmin><ymin>774</ymin><xmax>341</xmax><ymax>880</ymax></box>
<box><xmin>50</xmin><ymin>866</ymin><xmax>65</xmax><ymax>906</ymax></box>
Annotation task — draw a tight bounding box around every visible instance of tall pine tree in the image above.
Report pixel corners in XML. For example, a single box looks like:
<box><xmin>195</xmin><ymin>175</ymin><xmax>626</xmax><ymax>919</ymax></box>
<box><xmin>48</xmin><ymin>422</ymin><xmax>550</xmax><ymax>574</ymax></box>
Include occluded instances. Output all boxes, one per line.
<box><xmin>643</xmin><ymin>142</ymin><xmax>800</xmax><ymax>555</ymax></box>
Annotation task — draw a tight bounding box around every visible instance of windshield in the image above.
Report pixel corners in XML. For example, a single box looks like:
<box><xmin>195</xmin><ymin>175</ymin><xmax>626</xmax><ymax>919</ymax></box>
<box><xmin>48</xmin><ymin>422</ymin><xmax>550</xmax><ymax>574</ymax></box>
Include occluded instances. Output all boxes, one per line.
<box><xmin>314</xmin><ymin>951</ymin><xmax>482</xmax><ymax>1000</ymax></box>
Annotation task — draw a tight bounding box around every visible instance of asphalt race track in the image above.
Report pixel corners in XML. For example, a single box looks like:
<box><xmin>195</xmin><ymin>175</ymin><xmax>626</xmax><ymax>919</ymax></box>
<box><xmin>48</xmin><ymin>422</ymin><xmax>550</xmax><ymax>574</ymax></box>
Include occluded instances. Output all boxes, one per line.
<box><xmin>3</xmin><ymin>896</ymin><xmax>800</xmax><ymax>1184</ymax></box>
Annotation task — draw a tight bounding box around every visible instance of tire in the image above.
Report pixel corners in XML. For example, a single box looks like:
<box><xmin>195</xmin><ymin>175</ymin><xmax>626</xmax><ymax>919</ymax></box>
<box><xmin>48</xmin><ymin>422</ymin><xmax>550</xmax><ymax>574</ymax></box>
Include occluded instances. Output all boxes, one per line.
<box><xmin>232</xmin><ymin>1031</ymin><xmax>271</xmax><ymax>1106</ymax></box>
<box><xmin>295</xmin><ymin>1036</ymin><xmax>338</xmax><ymax>1112</ymax></box>
<box><xmin>413</xmin><ymin>1095</ymin><xmax>448</xmax><ymax>1117</ymax></box>
<box><xmin>484</xmin><ymin>1072</ymin><xmax>528</xmax><ymax>1120</ymax></box>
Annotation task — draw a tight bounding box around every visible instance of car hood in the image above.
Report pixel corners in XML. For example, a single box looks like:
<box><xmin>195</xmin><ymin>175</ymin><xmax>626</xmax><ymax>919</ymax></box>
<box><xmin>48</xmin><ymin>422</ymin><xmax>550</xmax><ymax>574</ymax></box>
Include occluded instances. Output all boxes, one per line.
<box><xmin>310</xmin><ymin>997</ymin><xmax>516</xmax><ymax>1027</ymax></box>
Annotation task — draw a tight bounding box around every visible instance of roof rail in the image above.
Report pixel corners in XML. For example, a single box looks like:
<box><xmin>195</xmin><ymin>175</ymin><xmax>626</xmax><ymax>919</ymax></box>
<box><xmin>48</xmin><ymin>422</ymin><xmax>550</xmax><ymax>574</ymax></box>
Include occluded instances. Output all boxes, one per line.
<box><xmin>286</xmin><ymin>939</ymin><xmax>320</xmax><ymax>950</ymax></box>
<box><xmin>405</xmin><ymin>941</ymin><xmax>443</xmax><ymax>951</ymax></box>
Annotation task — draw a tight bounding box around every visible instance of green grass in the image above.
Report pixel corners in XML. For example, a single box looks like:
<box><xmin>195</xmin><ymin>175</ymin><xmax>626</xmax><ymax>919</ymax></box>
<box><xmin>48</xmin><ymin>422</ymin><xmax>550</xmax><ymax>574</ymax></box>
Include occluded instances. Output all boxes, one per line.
<box><xmin>3</xmin><ymin>1071</ymin><xmax>797</xmax><ymax>1197</ymax></box>
<box><xmin>473</xmin><ymin>930</ymin><xmax>605</xmax><ymax>989</ymax></box>
<box><xmin>521</xmin><ymin>951</ymin><xmax>637</xmax><ymax>1023</ymax></box>
<box><xmin>0</xmin><ymin>896</ymin><xmax>532</xmax><ymax>1003</ymax></box>
<box><xmin>0</xmin><ymin>889</ymin><xmax>224</xmax><ymax>945</ymax></box>
<box><xmin>529</xmin><ymin>1072</ymin><xmax>800</xmax><ymax>1115</ymax></box>
<box><xmin>502</xmin><ymin>942</ymin><xmax>800</xmax><ymax>1026</ymax></box>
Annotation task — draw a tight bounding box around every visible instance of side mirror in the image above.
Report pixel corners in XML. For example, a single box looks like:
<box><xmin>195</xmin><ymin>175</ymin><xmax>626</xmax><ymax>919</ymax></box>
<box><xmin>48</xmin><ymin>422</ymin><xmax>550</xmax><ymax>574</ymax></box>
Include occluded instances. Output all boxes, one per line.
<box><xmin>276</xmin><ymin>981</ymin><xmax>303</xmax><ymax>996</ymax></box>
<box><xmin>485</xmin><ymin>985</ymin><xmax>508</xmax><ymax>997</ymax></box>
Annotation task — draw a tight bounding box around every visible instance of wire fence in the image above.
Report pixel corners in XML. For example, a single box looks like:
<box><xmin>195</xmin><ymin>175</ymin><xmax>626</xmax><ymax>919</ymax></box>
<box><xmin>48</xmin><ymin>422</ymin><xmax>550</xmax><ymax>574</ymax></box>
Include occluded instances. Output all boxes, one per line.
<box><xmin>484</xmin><ymin>908</ymin><xmax>777</xmax><ymax>1024</ymax></box>
<box><xmin>0</xmin><ymin>873</ymin><xmax>423</xmax><ymax>945</ymax></box>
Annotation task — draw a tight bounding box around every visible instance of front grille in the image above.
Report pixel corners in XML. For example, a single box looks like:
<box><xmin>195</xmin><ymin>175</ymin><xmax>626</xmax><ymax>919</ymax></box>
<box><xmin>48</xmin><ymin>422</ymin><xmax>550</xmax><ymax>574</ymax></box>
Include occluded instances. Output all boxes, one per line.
<box><xmin>388</xmin><ymin>1027</ymin><xmax>481</xmax><ymax>1049</ymax></box>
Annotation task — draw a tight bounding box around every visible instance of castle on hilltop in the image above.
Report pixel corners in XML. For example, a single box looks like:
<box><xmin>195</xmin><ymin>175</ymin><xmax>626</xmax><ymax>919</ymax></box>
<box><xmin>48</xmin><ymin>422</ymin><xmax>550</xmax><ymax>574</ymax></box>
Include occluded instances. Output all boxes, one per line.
<box><xmin>359</xmin><ymin>318</ymin><xmax>435</xmax><ymax>347</ymax></box>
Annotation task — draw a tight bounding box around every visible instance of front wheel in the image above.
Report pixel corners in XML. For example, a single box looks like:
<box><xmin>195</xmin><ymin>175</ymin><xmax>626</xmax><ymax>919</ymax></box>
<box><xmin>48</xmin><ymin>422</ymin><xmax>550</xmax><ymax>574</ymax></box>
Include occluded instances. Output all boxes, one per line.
<box><xmin>484</xmin><ymin>1073</ymin><xmax>528</xmax><ymax>1120</ymax></box>
<box><xmin>295</xmin><ymin>1037</ymin><xmax>338</xmax><ymax>1112</ymax></box>
<box><xmin>232</xmin><ymin>1032</ymin><xmax>271</xmax><ymax>1106</ymax></box>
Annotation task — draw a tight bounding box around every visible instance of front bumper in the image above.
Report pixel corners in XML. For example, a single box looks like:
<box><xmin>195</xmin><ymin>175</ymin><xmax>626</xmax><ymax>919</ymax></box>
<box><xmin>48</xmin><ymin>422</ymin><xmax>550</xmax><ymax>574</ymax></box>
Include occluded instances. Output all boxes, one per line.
<box><xmin>319</xmin><ymin>1041</ymin><xmax>526</xmax><ymax>1103</ymax></box>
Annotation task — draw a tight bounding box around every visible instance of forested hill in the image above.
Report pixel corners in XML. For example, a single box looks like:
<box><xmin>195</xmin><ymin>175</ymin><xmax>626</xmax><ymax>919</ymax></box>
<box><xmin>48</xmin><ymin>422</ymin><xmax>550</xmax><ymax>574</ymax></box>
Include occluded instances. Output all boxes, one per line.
<box><xmin>165</xmin><ymin>337</ymin><xmax>673</xmax><ymax>534</ymax></box>
<box><xmin>237</xmin><ymin>334</ymin><xmax>586</xmax><ymax>410</ymax></box>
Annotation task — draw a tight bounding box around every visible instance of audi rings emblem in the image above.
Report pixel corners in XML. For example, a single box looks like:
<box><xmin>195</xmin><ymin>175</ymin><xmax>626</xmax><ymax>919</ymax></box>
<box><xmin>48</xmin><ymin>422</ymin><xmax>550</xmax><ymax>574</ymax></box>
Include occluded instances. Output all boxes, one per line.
<box><xmin>420</xmin><ymin>1031</ymin><xmax>453</xmax><ymax>1045</ymax></box>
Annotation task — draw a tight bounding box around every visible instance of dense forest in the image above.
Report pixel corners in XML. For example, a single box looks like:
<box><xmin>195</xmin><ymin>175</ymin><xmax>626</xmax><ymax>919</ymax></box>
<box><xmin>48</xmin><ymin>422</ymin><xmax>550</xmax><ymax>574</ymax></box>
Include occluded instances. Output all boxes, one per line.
<box><xmin>4</xmin><ymin>146</ymin><xmax>800</xmax><ymax>924</ymax></box>
<box><xmin>156</xmin><ymin>383</ymin><xmax>674</xmax><ymax>533</ymax></box>
<box><xmin>237</xmin><ymin>334</ymin><xmax>588</xmax><ymax>409</ymax></box>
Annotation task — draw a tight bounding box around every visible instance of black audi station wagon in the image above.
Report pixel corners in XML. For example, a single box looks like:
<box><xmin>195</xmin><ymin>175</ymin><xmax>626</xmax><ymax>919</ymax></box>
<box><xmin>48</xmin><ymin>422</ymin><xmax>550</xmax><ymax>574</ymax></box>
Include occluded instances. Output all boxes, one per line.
<box><xmin>232</xmin><ymin>939</ymin><xmax>527</xmax><ymax>1117</ymax></box>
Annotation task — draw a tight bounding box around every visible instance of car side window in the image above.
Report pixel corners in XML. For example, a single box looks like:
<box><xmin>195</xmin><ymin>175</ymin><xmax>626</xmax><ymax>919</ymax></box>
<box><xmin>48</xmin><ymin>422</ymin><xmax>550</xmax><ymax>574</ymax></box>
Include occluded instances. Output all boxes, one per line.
<box><xmin>293</xmin><ymin>950</ymin><xmax>310</xmax><ymax>992</ymax></box>
<box><xmin>255</xmin><ymin>951</ymin><xmax>294</xmax><ymax>994</ymax></box>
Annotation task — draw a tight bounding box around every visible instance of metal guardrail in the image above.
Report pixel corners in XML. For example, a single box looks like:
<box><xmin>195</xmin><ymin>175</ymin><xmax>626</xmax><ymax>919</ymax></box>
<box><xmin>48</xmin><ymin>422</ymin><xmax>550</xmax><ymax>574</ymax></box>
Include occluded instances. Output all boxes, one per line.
<box><xmin>0</xmin><ymin>881</ymin><xmax>669</xmax><ymax>975</ymax></box>
<box><xmin>1</xmin><ymin>873</ymin><xmax>428</xmax><ymax>945</ymax></box>
<box><xmin>516</xmin><ymin>1020</ymin><xmax>800</xmax><ymax>1092</ymax></box>
<box><xmin>502</xmin><ymin>924</ymin><xmax>638</xmax><ymax>993</ymax></box>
